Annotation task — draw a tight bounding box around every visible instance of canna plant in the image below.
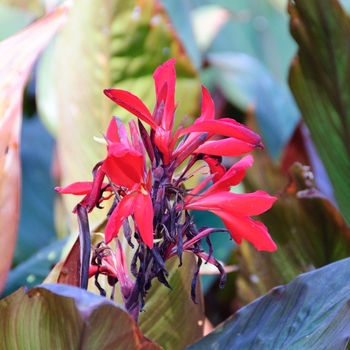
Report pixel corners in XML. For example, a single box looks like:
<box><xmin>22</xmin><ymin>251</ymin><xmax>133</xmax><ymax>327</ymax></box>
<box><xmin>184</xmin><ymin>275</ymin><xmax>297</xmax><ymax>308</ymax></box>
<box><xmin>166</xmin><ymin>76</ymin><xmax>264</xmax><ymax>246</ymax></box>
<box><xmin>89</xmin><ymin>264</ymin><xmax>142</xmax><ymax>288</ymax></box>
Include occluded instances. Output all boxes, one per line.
<box><xmin>56</xmin><ymin>58</ymin><xmax>277</xmax><ymax>322</ymax></box>
<box><xmin>3</xmin><ymin>0</ymin><xmax>350</xmax><ymax>349</ymax></box>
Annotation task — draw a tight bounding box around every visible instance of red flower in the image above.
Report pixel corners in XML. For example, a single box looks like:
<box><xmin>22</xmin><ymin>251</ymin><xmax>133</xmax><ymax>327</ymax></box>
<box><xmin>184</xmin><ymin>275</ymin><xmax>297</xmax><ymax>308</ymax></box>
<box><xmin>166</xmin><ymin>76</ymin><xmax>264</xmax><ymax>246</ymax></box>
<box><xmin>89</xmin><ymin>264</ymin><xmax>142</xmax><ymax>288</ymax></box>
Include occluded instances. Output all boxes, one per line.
<box><xmin>56</xmin><ymin>58</ymin><xmax>277</xmax><ymax>319</ymax></box>
<box><xmin>185</xmin><ymin>156</ymin><xmax>277</xmax><ymax>251</ymax></box>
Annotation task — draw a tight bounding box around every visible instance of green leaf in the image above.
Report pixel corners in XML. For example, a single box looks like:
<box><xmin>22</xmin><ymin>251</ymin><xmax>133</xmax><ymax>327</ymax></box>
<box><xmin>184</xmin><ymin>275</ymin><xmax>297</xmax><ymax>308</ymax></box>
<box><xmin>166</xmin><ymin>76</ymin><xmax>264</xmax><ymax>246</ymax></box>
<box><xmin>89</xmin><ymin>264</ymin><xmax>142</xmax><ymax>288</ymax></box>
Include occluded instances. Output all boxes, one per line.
<box><xmin>0</xmin><ymin>284</ymin><xmax>161</xmax><ymax>349</ymax></box>
<box><xmin>139</xmin><ymin>253</ymin><xmax>204</xmax><ymax>350</ymax></box>
<box><xmin>2</xmin><ymin>238</ymin><xmax>68</xmax><ymax>298</ymax></box>
<box><xmin>288</xmin><ymin>0</ymin><xmax>350</xmax><ymax>225</ymax></box>
<box><xmin>201</xmin><ymin>0</ymin><xmax>297</xmax><ymax>81</ymax></box>
<box><xmin>187</xmin><ymin>257</ymin><xmax>350</xmax><ymax>349</ymax></box>
<box><xmin>161</xmin><ymin>0</ymin><xmax>202</xmax><ymax>70</ymax></box>
<box><xmin>207</xmin><ymin>52</ymin><xmax>300</xmax><ymax>159</ymax></box>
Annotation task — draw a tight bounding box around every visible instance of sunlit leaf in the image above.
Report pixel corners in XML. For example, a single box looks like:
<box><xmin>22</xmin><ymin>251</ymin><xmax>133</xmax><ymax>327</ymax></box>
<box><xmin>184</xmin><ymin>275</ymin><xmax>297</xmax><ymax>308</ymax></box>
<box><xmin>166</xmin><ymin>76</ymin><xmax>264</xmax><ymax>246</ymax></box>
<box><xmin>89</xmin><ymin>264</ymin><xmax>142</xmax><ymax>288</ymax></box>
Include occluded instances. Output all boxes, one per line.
<box><xmin>187</xmin><ymin>257</ymin><xmax>350</xmax><ymax>349</ymax></box>
<box><xmin>289</xmin><ymin>0</ymin><xmax>350</xmax><ymax>225</ymax></box>
<box><xmin>191</xmin><ymin>5</ymin><xmax>230</xmax><ymax>52</ymax></box>
<box><xmin>0</xmin><ymin>3</ymin><xmax>69</xmax><ymax>293</ymax></box>
<box><xmin>0</xmin><ymin>0</ymin><xmax>43</xmax><ymax>18</ymax></box>
<box><xmin>139</xmin><ymin>253</ymin><xmax>204</xmax><ymax>350</ymax></box>
<box><xmin>0</xmin><ymin>284</ymin><xmax>161</xmax><ymax>349</ymax></box>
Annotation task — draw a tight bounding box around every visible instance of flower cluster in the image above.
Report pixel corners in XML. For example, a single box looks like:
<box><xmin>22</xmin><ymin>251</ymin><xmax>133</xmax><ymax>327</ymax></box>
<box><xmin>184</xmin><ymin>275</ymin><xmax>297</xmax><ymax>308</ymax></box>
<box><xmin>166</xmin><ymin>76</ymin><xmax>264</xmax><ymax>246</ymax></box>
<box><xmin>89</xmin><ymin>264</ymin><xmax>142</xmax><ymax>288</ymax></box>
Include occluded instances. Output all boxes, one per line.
<box><xmin>56</xmin><ymin>59</ymin><xmax>276</xmax><ymax>321</ymax></box>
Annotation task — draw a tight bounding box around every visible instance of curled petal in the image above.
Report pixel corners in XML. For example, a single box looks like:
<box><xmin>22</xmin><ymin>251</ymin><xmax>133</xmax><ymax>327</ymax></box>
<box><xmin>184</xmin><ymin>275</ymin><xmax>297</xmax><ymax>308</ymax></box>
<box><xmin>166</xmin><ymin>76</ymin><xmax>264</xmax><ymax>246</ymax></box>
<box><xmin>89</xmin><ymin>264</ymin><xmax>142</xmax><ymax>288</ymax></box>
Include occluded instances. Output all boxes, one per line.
<box><xmin>195</xmin><ymin>138</ymin><xmax>261</xmax><ymax>157</ymax></box>
<box><xmin>202</xmin><ymin>155</ymin><xmax>226</xmax><ymax>183</ymax></box>
<box><xmin>87</xmin><ymin>167</ymin><xmax>106</xmax><ymax>211</ymax></box>
<box><xmin>180</xmin><ymin>118</ymin><xmax>262</xmax><ymax>145</ymax></box>
<box><xmin>104</xmin><ymin>89</ymin><xmax>157</xmax><ymax>129</ymax></box>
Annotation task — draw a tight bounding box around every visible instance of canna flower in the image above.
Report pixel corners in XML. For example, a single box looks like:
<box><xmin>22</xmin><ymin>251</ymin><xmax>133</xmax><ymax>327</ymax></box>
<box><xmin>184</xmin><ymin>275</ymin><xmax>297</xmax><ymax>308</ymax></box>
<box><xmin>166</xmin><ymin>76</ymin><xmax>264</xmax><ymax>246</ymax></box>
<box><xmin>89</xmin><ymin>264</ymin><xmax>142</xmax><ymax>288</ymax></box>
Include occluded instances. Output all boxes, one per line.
<box><xmin>184</xmin><ymin>155</ymin><xmax>277</xmax><ymax>252</ymax></box>
<box><xmin>56</xmin><ymin>58</ymin><xmax>277</xmax><ymax>322</ymax></box>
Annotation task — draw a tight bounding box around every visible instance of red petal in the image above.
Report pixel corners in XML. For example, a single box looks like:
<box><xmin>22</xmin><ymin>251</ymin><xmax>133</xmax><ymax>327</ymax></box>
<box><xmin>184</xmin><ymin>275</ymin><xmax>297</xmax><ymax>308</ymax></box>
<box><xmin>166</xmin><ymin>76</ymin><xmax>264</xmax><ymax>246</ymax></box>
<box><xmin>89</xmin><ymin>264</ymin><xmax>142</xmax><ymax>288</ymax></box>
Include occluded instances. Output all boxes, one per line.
<box><xmin>198</xmin><ymin>86</ymin><xmax>215</xmax><ymax>121</ymax></box>
<box><xmin>104</xmin><ymin>192</ymin><xmax>137</xmax><ymax>243</ymax></box>
<box><xmin>172</xmin><ymin>87</ymin><xmax>215</xmax><ymax>158</ymax></box>
<box><xmin>102</xmin><ymin>143</ymin><xmax>144</xmax><ymax>188</ymax></box>
<box><xmin>104</xmin><ymin>89</ymin><xmax>157</xmax><ymax>129</ymax></box>
<box><xmin>186</xmin><ymin>191</ymin><xmax>277</xmax><ymax>216</ymax></box>
<box><xmin>207</xmin><ymin>155</ymin><xmax>253</xmax><ymax>194</ymax></box>
<box><xmin>153</xmin><ymin>59</ymin><xmax>176</xmax><ymax>131</ymax></box>
<box><xmin>218</xmin><ymin>211</ymin><xmax>277</xmax><ymax>252</ymax></box>
<box><xmin>202</xmin><ymin>155</ymin><xmax>226</xmax><ymax>183</ymax></box>
<box><xmin>154</xmin><ymin>127</ymin><xmax>172</xmax><ymax>164</ymax></box>
<box><xmin>134</xmin><ymin>191</ymin><xmax>154</xmax><ymax>248</ymax></box>
<box><xmin>106</xmin><ymin>118</ymin><xmax>120</xmax><ymax>143</ymax></box>
<box><xmin>195</xmin><ymin>138</ymin><xmax>259</xmax><ymax>157</ymax></box>
<box><xmin>55</xmin><ymin>182</ymin><xmax>94</xmax><ymax>195</ymax></box>
<box><xmin>180</xmin><ymin>119</ymin><xmax>262</xmax><ymax>145</ymax></box>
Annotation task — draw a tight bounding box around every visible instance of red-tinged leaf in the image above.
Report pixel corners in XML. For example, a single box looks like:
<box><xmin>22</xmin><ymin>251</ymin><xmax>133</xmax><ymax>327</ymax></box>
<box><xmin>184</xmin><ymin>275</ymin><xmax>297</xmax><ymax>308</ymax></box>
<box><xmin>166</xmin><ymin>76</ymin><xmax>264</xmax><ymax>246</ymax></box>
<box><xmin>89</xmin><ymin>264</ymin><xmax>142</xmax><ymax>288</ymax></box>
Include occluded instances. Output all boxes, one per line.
<box><xmin>219</xmin><ymin>211</ymin><xmax>277</xmax><ymax>252</ymax></box>
<box><xmin>104</xmin><ymin>192</ymin><xmax>138</xmax><ymax>244</ymax></box>
<box><xmin>281</xmin><ymin>122</ymin><xmax>310</xmax><ymax>175</ymax></box>
<box><xmin>134</xmin><ymin>191</ymin><xmax>154</xmax><ymax>249</ymax></box>
<box><xmin>0</xmin><ymin>3</ymin><xmax>69</xmax><ymax>293</ymax></box>
<box><xmin>0</xmin><ymin>285</ymin><xmax>162</xmax><ymax>349</ymax></box>
<box><xmin>187</xmin><ymin>191</ymin><xmax>277</xmax><ymax>217</ymax></box>
<box><xmin>0</xmin><ymin>139</ymin><xmax>20</xmax><ymax>295</ymax></box>
<box><xmin>104</xmin><ymin>89</ymin><xmax>157</xmax><ymax>129</ymax></box>
<box><xmin>195</xmin><ymin>138</ymin><xmax>258</xmax><ymax>157</ymax></box>
<box><xmin>57</xmin><ymin>236</ymin><xmax>81</xmax><ymax>287</ymax></box>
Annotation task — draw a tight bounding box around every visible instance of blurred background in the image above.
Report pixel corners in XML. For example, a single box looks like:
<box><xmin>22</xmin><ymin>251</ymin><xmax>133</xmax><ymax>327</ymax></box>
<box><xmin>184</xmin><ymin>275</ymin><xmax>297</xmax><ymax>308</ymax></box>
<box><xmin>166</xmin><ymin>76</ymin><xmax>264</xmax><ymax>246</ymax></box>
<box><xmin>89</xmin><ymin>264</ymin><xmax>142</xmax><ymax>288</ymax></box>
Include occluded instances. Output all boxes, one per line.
<box><xmin>2</xmin><ymin>0</ymin><xmax>350</xmax><ymax>330</ymax></box>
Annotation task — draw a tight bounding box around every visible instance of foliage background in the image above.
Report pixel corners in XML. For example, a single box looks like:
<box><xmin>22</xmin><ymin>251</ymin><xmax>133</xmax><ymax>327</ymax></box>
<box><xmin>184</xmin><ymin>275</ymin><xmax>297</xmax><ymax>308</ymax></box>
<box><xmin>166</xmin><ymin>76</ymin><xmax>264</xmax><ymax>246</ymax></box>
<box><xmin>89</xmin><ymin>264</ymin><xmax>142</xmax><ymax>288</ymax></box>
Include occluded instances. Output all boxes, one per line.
<box><xmin>2</xmin><ymin>0</ymin><xmax>350</xmax><ymax>348</ymax></box>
